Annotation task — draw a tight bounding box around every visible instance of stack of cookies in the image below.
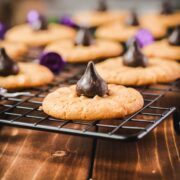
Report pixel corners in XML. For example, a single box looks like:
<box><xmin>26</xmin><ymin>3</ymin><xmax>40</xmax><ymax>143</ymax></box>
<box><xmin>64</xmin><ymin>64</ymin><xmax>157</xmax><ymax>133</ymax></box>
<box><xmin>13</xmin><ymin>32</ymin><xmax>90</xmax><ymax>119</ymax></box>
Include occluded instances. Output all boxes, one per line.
<box><xmin>0</xmin><ymin>0</ymin><xmax>180</xmax><ymax>121</ymax></box>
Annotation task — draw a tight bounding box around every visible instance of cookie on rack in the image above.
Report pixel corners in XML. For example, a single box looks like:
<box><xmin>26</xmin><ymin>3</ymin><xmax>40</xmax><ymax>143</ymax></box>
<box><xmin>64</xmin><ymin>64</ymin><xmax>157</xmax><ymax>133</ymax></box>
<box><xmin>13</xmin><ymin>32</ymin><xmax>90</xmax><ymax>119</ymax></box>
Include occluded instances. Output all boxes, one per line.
<box><xmin>0</xmin><ymin>48</ymin><xmax>54</xmax><ymax>89</ymax></box>
<box><xmin>96</xmin><ymin>40</ymin><xmax>180</xmax><ymax>86</ymax></box>
<box><xmin>42</xmin><ymin>61</ymin><xmax>144</xmax><ymax>121</ymax></box>
<box><xmin>0</xmin><ymin>40</ymin><xmax>27</xmax><ymax>60</ymax></box>
<box><xmin>44</xmin><ymin>26</ymin><xmax>122</xmax><ymax>63</ymax></box>
<box><xmin>5</xmin><ymin>11</ymin><xmax>76</xmax><ymax>47</ymax></box>
<box><xmin>96</xmin><ymin>11</ymin><xmax>166</xmax><ymax>42</ymax></box>
<box><xmin>143</xmin><ymin>25</ymin><xmax>180</xmax><ymax>61</ymax></box>
<box><xmin>73</xmin><ymin>0</ymin><xmax>128</xmax><ymax>27</ymax></box>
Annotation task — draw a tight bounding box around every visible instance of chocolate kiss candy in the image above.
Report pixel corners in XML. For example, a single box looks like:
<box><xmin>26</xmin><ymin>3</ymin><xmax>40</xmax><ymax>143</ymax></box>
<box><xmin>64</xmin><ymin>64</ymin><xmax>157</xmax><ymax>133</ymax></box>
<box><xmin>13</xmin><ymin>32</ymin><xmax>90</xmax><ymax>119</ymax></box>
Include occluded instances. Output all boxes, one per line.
<box><xmin>97</xmin><ymin>0</ymin><xmax>108</xmax><ymax>12</ymax></box>
<box><xmin>27</xmin><ymin>10</ymin><xmax>48</xmax><ymax>31</ymax></box>
<box><xmin>74</xmin><ymin>27</ymin><xmax>94</xmax><ymax>46</ymax></box>
<box><xmin>123</xmin><ymin>39</ymin><xmax>148</xmax><ymax>67</ymax></box>
<box><xmin>76</xmin><ymin>61</ymin><xmax>109</xmax><ymax>98</ymax></box>
<box><xmin>168</xmin><ymin>25</ymin><xmax>180</xmax><ymax>46</ymax></box>
<box><xmin>160</xmin><ymin>1</ymin><xmax>173</xmax><ymax>15</ymax></box>
<box><xmin>0</xmin><ymin>48</ymin><xmax>19</xmax><ymax>77</ymax></box>
<box><xmin>126</xmin><ymin>11</ymin><xmax>139</xmax><ymax>26</ymax></box>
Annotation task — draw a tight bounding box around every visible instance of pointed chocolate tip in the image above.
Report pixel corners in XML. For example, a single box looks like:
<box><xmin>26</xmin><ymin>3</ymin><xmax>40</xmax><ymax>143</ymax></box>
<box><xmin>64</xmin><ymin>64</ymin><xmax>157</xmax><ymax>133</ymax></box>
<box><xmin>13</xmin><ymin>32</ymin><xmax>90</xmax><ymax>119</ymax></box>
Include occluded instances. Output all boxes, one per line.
<box><xmin>76</xmin><ymin>61</ymin><xmax>108</xmax><ymax>98</ymax></box>
<box><xmin>161</xmin><ymin>1</ymin><xmax>174</xmax><ymax>15</ymax></box>
<box><xmin>168</xmin><ymin>25</ymin><xmax>180</xmax><ymax>46</ymax></box>
<box><xmin>74</xmin><ymin>27</ymin><xmax>94</xmax><ymax>46</ymax></box>
<box><xmin>123</xmin><ymin>39</ymin><xmax>148</xmax><ymax>68</ymax></box>
<box><xmin>97</xmin><ymin>0</ymin><xmax>108</xmax><ymax>12</ymax></box>
<box><xmin>126</xmin><ymin>11</ymin><xmax>139</xmax><ymax>26</ymax></box>
<box><xmin>0</xmin><ymin>48</ymin><xmax>19</xmax><ymax>77</ymax></box>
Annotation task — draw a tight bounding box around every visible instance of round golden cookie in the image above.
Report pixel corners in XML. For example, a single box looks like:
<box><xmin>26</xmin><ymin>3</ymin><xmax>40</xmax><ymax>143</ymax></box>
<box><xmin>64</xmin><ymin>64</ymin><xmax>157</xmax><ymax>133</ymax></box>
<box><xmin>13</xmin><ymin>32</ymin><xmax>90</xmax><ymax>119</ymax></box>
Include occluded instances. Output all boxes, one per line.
<box><xmin>42</xmin><ymin>84</ymin><xmax>144</xmax><ymax>121</ymax></box>
<box><xmin>73</xmin><ymin>10</ymin><xmax>128</xmax><ymax>27</ymax></box>
<box><xmin>95</xmin><ymin>20</ymin><xmax>166</xmax><ymax>42</ymax></box>
<box><xmin>96</xmin><ymin>57</ymin><xmax>180</xmax><ymax>86</ymax></box>
<box><xmin>5</xmin><ymin>23</ymin><xmax>76</xmax><ymax>47</ymax></box>
<box><xmin>143</xmin><ymin>40</ymin><xmax>180</xmax><ymax>61</ymax></box>
<box><xmin>44</xmin><ymin>39</ymin><xmax>122</xmax><ymax>63</ymax></box>
<box><xmin>0</xmin><ymin>63</ymin><xmax>54</xmax><ymax>89</ymax></box>
<box><xmin>0</xmin><ymin>41</ymin><xmax>27</xmax><ymax>60</ymax></box>
<box><xmin>143</xmin><ymin>12</ymin><xmax>180</xmax><ymax>28</ymax></box>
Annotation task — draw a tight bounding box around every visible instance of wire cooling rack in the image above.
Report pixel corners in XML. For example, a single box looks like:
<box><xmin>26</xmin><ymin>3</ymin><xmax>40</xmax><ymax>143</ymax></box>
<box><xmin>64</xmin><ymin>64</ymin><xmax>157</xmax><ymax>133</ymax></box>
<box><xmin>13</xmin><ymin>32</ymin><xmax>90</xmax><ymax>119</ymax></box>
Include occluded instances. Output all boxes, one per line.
<box><xmin>0</xmin><ymin>64</ymin><xmax>179</xmax><ymax>141</ymax></box>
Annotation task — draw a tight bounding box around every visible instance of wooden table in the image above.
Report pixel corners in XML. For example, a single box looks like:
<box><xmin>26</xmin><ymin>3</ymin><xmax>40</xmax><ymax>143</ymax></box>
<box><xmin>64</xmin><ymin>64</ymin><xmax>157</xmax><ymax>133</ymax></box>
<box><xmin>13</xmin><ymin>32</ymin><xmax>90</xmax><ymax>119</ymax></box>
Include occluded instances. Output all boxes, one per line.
<box><xmin>0</xmin><ymin>90</ymin><xmax>180</xmax><ymax>180</ymax></box>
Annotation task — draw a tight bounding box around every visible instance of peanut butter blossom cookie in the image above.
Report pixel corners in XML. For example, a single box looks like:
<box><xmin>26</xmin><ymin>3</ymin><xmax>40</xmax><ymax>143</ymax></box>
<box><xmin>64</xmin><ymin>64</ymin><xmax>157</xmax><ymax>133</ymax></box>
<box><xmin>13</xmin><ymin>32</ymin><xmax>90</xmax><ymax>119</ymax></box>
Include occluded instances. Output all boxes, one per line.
<box><xmin>0</xmin><ymin>48</ymin><xmax>54</xmax><ymax>89</ymax></box>
<box><xmin>96</xmin><ymin>40</ymin><xmax>180</xmax><ymax>86</ymax></box>
<box><xmin>44</xmin><ymin>26</ymin><xmax>122</xmax><ymax>63</ymax></box>
<box><xmin>96</xmin><ymin>11</ymin><xmax>166</xmax><ymax>42</ymax></box>
<box><xmin>0</xmin><ymin>41</ymin><xmax>27</xmax><ymax>60</ymax></box>
<box><xmin>42</xmin><ymin>61</ymin><xmax>143</xmax><ymax>121</ymax></box>
<box><xmin>5</xmin><ymin>11</ymin><xmax>76</xmax><ymax>47</ymax></box>
<box><xmin>73</xmin><ymin>0</ymin><xmax>128</xmax><ymax>27</ymax></box>
<box><xmin>142</xmin><ymin>1</ymin><xmax>180</xmax><ymax>29</ymax></box>
<box><xmin>143</xmin><ymin>25</ymin><xmax>180</xmax><ymax>60</ymax></box>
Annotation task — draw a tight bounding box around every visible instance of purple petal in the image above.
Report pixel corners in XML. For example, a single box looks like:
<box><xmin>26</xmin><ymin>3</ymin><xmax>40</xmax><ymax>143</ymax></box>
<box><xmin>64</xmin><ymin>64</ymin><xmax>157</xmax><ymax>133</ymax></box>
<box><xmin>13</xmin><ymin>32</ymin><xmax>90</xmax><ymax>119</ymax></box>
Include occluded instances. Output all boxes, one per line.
<box><xmin>59</xmin><ymin>15</ymin><xmax>78</xmax><ymax>28</ymax></box>
<box><xmin>27</xmin><ymin>10</ymin><xmax>40</xmax><ymax>24</ymax></box>
<box><xmin>135</xmin><ymin>29</ymin><xmax>154</xmax><ymax>48</ymax></box>
<box><xmin>0</xmin><ymin>22</ymin><xmax>7</xmax><ymax>39</ymax></box>
<box><xmin>39</xmin><ymin>52</ymin><xmax>66</xmax><ymax>74</ymax></box>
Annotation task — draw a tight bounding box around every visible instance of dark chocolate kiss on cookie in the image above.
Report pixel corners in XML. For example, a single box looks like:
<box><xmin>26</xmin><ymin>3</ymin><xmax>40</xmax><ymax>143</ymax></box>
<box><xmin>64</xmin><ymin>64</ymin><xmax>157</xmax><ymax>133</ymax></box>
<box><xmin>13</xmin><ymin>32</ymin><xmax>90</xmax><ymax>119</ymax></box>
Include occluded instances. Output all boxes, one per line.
<box><xmin>160</xmin><ymin>1</ymin><xmax>173</xmax><ymax>15</ymax></box>
<box><xmin>126</xmin><ymin>11</ymin><xmax>139</xmax><ymax>26</ymax></box>
<box><xmin>76</xmin><ymin>61</ymin><xmax>108</xmax><ymax>98</ymax></box>
<box><xmin>0</xmin><ymin>48</ymin><xmax>19</xmax><ymax>77</ymax></box>
<box><xmin>123</xmin><ymin>39</ymin><xmax>148</xmax><ymax>67</ymax></box>
<box><xmin>96</xmin><ymin>0</ymin><xmax>108</xmax><ymax>12</ymax></box>
<box><xmin>32</xmin><ymin>15</ymin><xmax>48</xmax><ymax>31</ymax></box>
<box><xmin>168</xmin><ymin>25</ymin><xmax>180</xmax><ymax>46</ymax></box>
<box><xmin>74</xmin><ymin>27</ymin><xmax>94</xmax><ymax>46</ymax></box>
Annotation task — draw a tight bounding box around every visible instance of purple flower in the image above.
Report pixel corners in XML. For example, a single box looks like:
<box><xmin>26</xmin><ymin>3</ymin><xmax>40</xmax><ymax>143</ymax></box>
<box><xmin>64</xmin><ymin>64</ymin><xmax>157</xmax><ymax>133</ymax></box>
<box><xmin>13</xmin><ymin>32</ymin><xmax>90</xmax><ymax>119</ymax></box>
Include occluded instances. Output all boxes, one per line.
<box><xmin>0</xmin><ymin>22</ymin><xmax>7</xmax><ymax>39</ymax></box>
<box><xmin>27</xmin><ymin>10</ymin><xmax>40</xmax><ymax>24</ymax></box>
<box><xmin>59</xmin><ymin>15</ymin><xmax>78</xmax><ymax>28</ymax></box>
<box><xmin>39</xmin><ymin>52</ymin><xmax>66</xmax><ymax>74</ymax></box>
<box><xmin>27</xmin><ymin>10</ymin><xmax>48</xmax><ymax>30</ymax></box>
<box><xmin>135</xmin><ymin>29</ymin><xmax>154</xmax><ymax>48</ymax></box>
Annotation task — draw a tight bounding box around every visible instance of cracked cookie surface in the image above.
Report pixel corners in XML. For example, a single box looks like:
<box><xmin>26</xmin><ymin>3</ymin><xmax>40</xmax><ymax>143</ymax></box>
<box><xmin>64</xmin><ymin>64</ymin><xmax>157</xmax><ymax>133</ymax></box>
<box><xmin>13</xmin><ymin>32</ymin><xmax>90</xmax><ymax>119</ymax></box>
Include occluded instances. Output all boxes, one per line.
<box><xmin>42</xmin><ymin>84</ymin><xmax>144</xmax><ymax>121</ymax></box>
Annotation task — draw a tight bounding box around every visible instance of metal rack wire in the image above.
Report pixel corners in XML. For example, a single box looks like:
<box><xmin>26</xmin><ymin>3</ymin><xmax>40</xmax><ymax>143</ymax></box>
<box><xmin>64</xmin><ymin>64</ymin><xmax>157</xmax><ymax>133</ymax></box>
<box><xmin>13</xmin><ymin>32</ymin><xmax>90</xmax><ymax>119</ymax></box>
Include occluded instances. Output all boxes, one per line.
<box><xmin>0</xmin><ymin>64</ymin><xmax>179</xmax><ymax>141</ymax></box>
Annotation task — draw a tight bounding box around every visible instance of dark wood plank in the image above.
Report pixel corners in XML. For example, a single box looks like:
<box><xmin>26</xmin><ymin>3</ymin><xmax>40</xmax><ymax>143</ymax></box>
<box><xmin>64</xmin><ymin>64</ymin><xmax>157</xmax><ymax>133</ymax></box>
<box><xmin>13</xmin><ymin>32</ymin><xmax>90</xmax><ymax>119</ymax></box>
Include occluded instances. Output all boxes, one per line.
<box><xmin>0</xmin><ymin>126</ymin><xmax>93</xmax><ymax>180</ymax></box>
<box><xmin>93</xmin><ymin>91</ymin><xmax>180</xmax><ymax>180</ymax></box>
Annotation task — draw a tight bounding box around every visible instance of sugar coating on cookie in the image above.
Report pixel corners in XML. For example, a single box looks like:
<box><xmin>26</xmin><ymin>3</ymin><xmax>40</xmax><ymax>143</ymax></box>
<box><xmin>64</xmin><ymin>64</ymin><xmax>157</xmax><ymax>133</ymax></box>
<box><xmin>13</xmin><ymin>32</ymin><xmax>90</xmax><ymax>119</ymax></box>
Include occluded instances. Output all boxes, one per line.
<box><xmin>5</xmin><ymin>24</ymin><xmax>76</xmax><ymax>47</ymax></box>
<box><xmin>73</xmin><ymin>10</ymin><xmax>128</xmax><ymax>27</ymax></box>
<box><xmin>143</xmin><ymin>40</ymin><xmax>180</xmax><ymax>60</ymax></box>
<box><xmin>0</xmin><ymin>41</ymin><xmax>27</xmax><ymax>60</ymax></box>
<box><xmin>44</xmin><ymin>39</ymin><xmax>122</xmax><ymax>63</ymax></box>
<box><xmin>42</xmin><ymin>84</ymin><xmax>144</xmax><ymax>121</ymax></box>
<box><xmin>96</xmin><ymin>20</ymin><xmax>166</xmax><ymax>42</ymax></box>
<box><xmin>0</xmin><ymin>63</ymin><xmax>54</xmax><ymax>89</ymax></box>
<box><xmin>96</xmin><ymin>57</ymin><xmax>180</xmax><ymax>86</ymax></box>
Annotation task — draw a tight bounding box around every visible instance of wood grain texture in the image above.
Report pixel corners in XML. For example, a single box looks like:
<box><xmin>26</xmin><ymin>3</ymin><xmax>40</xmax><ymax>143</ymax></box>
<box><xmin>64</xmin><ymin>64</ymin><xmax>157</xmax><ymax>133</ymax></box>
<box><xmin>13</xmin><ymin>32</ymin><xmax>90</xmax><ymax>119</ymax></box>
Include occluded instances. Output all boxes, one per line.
<box><xmin>0</xmin><ymin>91</ymin><xmax>179</xmax><ymax>180</ymax></box>
<box><xmin>0</xmin><ymin>126</ymin><xmax>93</xmax><ymax>180</ymax></box>
<box><xmin>93</xmin><ymin>91</ymin><xmax>180</xmax><ymax>180</ymax></box>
